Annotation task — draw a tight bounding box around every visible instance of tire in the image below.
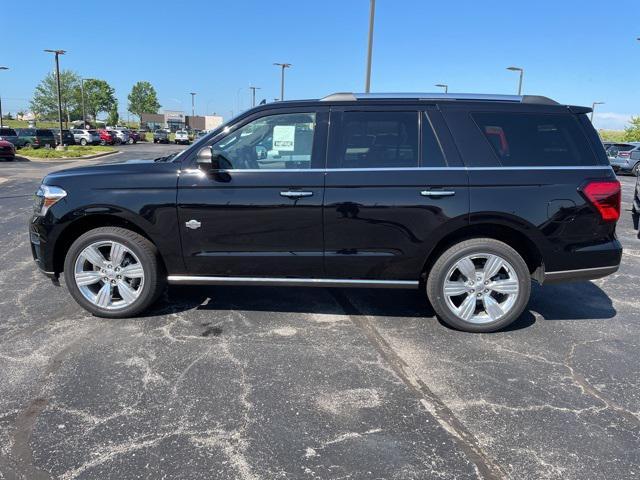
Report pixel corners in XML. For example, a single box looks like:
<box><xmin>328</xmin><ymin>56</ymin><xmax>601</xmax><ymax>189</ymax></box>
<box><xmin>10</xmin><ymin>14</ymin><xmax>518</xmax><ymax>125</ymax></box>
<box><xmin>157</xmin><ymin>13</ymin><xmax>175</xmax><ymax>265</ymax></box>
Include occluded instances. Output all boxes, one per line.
<box><xmin>426</xmin><ymin>238</ymin><xmax>531</xmax><ymax>333</ymax></box>
<box><xmin>63</xmin><ymin>227</ymin><xmax>165</xmax><ymax>318</ymax></box>
<box><xmin>128</xmin><ymin>138</ymin><xmax>134</xmax><ymax>144</ymax></box>
<box><xmin>633</xmin><ymin>162</ymin><xmax>640</xmax><ymax>177</ymax></box>
<box><xmin>80</xmin><ymin>138</ymin><xmax>87</xmax><ymax>146</ymax></box>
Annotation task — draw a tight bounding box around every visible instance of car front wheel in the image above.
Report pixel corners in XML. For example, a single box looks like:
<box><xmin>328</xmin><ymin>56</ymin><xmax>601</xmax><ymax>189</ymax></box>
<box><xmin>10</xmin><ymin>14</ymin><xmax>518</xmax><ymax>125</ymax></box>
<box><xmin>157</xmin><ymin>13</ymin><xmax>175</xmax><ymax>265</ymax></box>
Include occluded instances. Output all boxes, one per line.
<box><xmin>63</xmin><ymin>227</ymin><xmax>165</xmax><ymax>318</ymax></box>
<box><xmin>426</xmin><ymin>238</ymin><xmax>531</xmax><ymax>333</ymax></box>
<box><xmin>80</xmin><ymin>138</ymin><xmax>87</xmax><ymax>146</ymax></box>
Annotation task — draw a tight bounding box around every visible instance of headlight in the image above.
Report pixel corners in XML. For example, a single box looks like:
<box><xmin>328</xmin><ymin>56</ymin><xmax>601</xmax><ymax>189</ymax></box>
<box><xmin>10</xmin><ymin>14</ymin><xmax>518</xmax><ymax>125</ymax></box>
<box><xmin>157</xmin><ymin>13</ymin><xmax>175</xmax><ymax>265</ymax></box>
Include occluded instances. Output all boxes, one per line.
<box><xmin>34</xmin><ymin>185</ymin><xmax>67</xmax><ymax>216</ymax></box>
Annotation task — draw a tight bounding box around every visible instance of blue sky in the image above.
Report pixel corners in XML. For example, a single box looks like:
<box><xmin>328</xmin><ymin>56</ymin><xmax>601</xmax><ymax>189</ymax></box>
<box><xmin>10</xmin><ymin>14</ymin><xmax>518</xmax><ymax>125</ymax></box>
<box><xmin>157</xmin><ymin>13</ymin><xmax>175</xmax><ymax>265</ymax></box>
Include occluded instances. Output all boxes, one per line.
<box><xmin>2</xmin><ymin>0</ymin><xmax>639</xmax><ymax>129</ymax></box>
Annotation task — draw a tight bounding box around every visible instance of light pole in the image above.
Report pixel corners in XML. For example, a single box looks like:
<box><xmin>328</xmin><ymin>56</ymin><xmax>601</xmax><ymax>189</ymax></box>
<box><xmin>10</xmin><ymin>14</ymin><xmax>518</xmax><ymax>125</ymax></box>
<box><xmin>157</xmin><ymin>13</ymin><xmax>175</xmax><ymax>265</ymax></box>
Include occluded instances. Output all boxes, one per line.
<box><xmin>591</xmin><ymin>101</ymin><xmax>604</xmax><ymax>123</ymax></box>
<box><xmin>435</xmin><ymin>83</ymin><xmax>448</xmax><ymax>93</ymax></box>
<box><xmin>365</xmin><ymin>0</ymin><xmax>376</xmax><ymax>93</ymax></box>
<box><xmin>249</xmin><ymin>86</ymin><xmax>261</xmax><ymax>107</ymax></box>
<box><xmin>0</xmin><ymin>66</ymin><xmax>8</xmax><ymax>129</ymax></box>
<box><xmin>273</xmin><ymin>63</ymin><xmax>292</xmax><ymax>101</ymax></box>
<box><xmin>190</xmin><ymin>92</ymin><xmax>196</xmax><ymax>117</ymax></box>
<box><xmin>506</xmin><ymin>66</ymin><xmax>524</xmax><ymax>95</ymax></box>
<box><xmin>44</xmin><ymin>49</ymin><xmax>66</xmax><ymax>145</ymax></box>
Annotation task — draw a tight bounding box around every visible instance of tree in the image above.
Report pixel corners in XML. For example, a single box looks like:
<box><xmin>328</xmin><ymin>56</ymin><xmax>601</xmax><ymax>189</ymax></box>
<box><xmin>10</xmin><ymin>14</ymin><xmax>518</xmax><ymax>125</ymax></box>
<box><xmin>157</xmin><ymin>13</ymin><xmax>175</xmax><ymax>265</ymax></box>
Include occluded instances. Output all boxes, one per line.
<box><xmin>107</xmin><ymin>105</ymin><xmax>119</xmax><ymax>126</ymax></box>
<box><xmin>30</xmin><ymin>70</ymin><xmax>81</xmax><ymax>125</ymax></box>
<box><xmin>83</xmin><ymin>79</ymin><xmax>117</xmax><ymax>124</ymax></box>
<box><xmin>623</xmin><ymin>116</ymin><xmax>640</xmax><ymax>142</ymax></box>
<box><xmin>128</xmin><ymin>81</ymin><xmax>161</xmax><ymax>121</ymax></box>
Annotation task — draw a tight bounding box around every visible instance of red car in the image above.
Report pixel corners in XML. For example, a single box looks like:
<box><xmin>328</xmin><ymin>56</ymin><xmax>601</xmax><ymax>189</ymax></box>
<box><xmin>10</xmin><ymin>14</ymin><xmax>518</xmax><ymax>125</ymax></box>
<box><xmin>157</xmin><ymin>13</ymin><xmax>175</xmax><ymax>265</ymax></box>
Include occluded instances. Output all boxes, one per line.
<box><xmin>98</xmin><ymin>129</ymin><xmax>116</xmax><ymax>145</ymax></box>
<box><xmin>0</xmin><ymin>140</ymin><xmax>16</xmax><ymax>160</ymax></box>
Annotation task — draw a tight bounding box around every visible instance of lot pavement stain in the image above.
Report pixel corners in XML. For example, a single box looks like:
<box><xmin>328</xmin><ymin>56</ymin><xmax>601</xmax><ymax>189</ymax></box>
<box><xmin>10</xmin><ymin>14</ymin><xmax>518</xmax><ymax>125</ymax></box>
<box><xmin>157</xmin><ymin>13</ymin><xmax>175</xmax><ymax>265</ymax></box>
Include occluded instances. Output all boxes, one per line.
<box><xmin>329</xmin><ymin>288</ymin><xmax>507</xmax><ymax>480</ymax></box>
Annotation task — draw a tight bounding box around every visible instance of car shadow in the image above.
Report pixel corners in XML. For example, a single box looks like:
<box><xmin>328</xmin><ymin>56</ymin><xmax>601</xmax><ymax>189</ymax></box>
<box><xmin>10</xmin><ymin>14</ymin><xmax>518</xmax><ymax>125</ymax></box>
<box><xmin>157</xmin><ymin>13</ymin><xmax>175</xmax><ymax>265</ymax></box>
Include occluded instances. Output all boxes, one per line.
<box><xmin>3</xmin><ymin>155</ymin><xmax>29</xmax><ymax>162</ymax></box>
<box><xmin>141</xmin><ymin>279</ymin><xmax>616</xmax><ymax>332</ymax></box>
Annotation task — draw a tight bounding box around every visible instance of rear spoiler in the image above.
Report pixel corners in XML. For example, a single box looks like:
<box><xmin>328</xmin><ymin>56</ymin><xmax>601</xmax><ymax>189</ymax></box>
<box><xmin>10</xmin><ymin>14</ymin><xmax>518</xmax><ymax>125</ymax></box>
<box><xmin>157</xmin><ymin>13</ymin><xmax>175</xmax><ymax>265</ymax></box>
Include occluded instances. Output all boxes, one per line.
<box><xmin>568</xmin><ymin>105</ymin><xmax>592</xmax><ymax>114</ymax></box>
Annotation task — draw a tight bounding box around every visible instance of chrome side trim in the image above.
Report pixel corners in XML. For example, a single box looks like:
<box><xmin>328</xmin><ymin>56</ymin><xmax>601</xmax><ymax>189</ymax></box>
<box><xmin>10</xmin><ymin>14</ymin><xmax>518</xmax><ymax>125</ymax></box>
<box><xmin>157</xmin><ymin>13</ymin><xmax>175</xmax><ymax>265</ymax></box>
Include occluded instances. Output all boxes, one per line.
<box><xmin>166</xmin><ymin>276</ymin><xmax>419</xmax><ymax>289</ymax></box>
<box><xmin>181</xmin><ymin>166</ymin><xmax>613</xmax><ymax>174</ymax></box>
<box><xmin>542</xmin><ymin>265</ymin><xmax>619</xmax><ymax>284</ymax></box>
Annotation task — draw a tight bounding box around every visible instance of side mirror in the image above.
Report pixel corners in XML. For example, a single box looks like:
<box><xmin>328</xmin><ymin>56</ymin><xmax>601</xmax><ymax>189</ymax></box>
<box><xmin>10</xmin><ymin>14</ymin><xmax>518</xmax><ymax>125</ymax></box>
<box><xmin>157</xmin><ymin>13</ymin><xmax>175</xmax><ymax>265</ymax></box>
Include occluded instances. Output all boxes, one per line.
<box><xmin>196</xmin><ymin>146</ymin><xmax>212</xmax><ymax>169</ymax></box>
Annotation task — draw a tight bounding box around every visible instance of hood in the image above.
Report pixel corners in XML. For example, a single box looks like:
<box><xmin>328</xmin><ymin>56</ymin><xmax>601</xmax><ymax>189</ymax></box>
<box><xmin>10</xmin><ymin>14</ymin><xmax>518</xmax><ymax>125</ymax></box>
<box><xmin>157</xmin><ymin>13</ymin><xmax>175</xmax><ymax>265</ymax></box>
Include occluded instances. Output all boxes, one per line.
<box><xmin>43</xmin><ymin>158</ymin><xmax>179</xmax><ymax>185</ymax></box>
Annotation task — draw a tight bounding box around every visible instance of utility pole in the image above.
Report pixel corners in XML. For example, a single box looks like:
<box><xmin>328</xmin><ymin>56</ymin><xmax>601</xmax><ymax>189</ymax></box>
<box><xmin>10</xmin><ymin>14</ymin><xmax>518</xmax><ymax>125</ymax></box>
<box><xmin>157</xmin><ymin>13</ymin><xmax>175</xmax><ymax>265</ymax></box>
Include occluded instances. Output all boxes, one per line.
<box><xmin>435</xmin><ymin>83</ymin><xmax>448</xmax><ymax>93</ymax></box>
<box><xmin>506</xmin><ymin>66</ymin><xmax>524</xmax><ymax>95</ymax></box>
<box><xmin>591</xmin><ymin>101</ymin><xmax>604</xmax><ymax>123</ymax></box>
<box><xmin>249</xmin><ymin>86</ymin><xmax>261</xmax><ymax>107</ymax></box>
<box><xmin>44</xmin><ymin>49</ymin><xmax>66</xmax><ymax>147</ymax></box>
<box><xmin>0</xmin><ymin>66</ymin><xmax>8</xmax><ymax>129</ymax></box>
<box><xmin>190</xmin><ymin>92</ymin><xmax>196</xmax><ymax>117</ymax></box>
<box><xmin>273</xmin><ymin>63</ymin><xmax>292</xmax><ymax>101</ymax></box>
<box><xmin>365</xmin><ymin>0</ymin><xmax>376</xmax><ymax>93</ymax></box>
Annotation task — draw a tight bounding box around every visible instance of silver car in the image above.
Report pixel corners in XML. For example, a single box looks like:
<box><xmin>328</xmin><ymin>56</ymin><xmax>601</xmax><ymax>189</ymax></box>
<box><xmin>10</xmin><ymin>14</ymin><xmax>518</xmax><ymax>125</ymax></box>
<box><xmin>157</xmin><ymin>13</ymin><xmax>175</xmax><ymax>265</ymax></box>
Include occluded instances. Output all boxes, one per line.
<box><xmin>607</xmin><ymin>142</ymin><xmax>640</xmax><ymax>175</ymax></box>
<box><xmin>107</xmin><ymin>128</ymin><xmax>130</xmax><ymax>145</ymax></box>
<box><xmin>71</xmin><ymin>129</ymin><xmax>100</xmax><ymax>146</ymax></box>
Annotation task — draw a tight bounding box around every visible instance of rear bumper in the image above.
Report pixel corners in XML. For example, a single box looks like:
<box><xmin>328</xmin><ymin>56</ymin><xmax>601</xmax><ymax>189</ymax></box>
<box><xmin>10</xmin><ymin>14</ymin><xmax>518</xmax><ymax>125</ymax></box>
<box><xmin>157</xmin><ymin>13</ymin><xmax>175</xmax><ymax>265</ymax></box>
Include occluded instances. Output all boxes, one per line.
<box><xmin>543</xmin><ymin>264</ymin><xmax>619</xmax><ymax>284</ymax></box>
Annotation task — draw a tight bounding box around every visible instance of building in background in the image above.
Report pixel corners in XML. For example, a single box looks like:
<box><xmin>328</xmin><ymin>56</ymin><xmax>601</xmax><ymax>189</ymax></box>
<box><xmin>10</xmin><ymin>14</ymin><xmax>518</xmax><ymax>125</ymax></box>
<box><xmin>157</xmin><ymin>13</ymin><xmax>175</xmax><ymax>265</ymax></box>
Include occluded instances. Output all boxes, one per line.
<box><xmin>140</xmin><ymin>111</ymin><xmax>223</xmax><ymax>132</ymax></box>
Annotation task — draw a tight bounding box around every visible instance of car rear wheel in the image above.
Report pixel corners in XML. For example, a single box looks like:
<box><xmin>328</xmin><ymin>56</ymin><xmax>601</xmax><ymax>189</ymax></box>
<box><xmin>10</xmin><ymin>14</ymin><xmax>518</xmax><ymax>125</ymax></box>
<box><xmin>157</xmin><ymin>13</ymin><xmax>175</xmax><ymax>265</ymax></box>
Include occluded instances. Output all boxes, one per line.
<box><xmin>64</xmin><ymin>227</ymin><xmax>165</xmax><ymax>318</ymax></box>
<box><xmin>80</xmin><ymin>138</ymin><xmax>87</xmax><ymax>146</ymax></box>
<box><xmin>633</xmin><ymin>162</ymin><xmax>640</xmax><ymax>176</ymax></box>
<box><xmin>426</xmin><ymin>238</ymin><xmax>531</xmax><ymax>333</ymax></box>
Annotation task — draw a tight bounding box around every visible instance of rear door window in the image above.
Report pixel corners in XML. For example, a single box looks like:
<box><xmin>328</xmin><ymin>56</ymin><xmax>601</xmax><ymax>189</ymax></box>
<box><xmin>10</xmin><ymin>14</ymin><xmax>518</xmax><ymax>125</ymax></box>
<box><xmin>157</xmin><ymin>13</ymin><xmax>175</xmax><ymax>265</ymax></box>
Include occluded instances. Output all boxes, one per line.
<box><xmin>472</xmin><ymin>112</ymin><xmax>597</xmax><ymax>166</ymax></box>
<box><xmin>422</xmin><ymin>112</ymin><xmax>447</xmax><ymax>167</ymax></box>
<box><xmin>336</xmin><ymin>111</ymin><xmax>419</xmax><ymax>168</ymax></box>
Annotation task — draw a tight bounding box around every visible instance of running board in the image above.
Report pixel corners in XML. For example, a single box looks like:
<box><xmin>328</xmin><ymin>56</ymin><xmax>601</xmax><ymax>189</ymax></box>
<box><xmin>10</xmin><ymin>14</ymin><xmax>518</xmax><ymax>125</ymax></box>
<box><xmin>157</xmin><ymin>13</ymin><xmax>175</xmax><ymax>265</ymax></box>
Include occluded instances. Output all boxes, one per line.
<box><xmin>166</xmin><ymin>276</ymin><xmax>419</xmax><ymax>289</ymax></box>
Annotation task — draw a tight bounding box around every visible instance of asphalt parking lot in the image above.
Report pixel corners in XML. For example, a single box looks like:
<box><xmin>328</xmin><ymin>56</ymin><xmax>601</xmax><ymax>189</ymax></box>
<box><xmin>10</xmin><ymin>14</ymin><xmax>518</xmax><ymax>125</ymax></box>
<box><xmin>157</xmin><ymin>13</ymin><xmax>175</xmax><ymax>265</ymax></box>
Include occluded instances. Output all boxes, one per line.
<box><xmin>0</xmin><ymin>144</ymin><xmax>639</xmax><ymax>479</ymax></box>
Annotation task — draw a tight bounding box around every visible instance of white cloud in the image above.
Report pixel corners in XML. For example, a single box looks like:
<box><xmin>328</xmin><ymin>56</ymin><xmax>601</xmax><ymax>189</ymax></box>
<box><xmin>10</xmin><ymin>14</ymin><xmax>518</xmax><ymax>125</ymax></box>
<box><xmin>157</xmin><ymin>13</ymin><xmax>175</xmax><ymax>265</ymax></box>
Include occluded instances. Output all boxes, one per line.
<box><xmin>592</xmin><ymin>112</ymin><xmax>634</xmax><ymax>130</ymax></box>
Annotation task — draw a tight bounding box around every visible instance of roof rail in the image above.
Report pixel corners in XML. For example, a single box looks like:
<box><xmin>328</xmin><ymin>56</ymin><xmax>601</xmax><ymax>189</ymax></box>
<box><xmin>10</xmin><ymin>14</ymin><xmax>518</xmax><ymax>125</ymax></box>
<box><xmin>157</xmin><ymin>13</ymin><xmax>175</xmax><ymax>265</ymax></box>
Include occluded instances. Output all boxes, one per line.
<box><xmin>320</xmin><ymin>92</ymin><xmax>559</xmax><ymax>105</ymax></box>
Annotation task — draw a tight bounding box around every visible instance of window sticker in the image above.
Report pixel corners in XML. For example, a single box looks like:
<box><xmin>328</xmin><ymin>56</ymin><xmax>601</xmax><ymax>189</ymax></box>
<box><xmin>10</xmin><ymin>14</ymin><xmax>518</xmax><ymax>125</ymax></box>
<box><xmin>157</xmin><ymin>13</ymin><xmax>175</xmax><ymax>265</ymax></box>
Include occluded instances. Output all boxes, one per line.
<box><xmin>273</xmin><ymin>125</ymin><xmax>296</xmax><ymax>151</ymax></box>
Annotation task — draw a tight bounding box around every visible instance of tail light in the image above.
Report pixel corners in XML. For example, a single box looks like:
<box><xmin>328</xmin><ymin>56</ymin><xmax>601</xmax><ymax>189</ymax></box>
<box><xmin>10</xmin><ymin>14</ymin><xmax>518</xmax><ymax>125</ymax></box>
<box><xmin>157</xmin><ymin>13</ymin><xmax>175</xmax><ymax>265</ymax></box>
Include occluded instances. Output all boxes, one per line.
<box><xmin>618</xmin><ymin>151</ymin><xmax>630</xmax><ymax>158</ymax></box>
<box><xmin>34</xmin><ymin>138</ymin><xmax>40</xmax><ymax>144</ymax></box>
<box><xmin>580</xmin><ymin>180</ymin><xmax>621</xmax><ymax>222</ymax></box>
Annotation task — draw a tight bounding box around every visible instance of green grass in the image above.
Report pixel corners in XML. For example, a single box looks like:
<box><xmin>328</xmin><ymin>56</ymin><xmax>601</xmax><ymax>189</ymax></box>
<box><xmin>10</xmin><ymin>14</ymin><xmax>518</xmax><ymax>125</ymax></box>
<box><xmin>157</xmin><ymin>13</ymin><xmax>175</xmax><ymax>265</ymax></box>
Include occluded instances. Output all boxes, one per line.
<box><xmin>2</xmin><ymin>119</ymin><xmax>61</xmax><ymax>129</ymax></box>
<box><xmin>19</xmin><ymin>145</ymin><xmax>116</xmax><ymax>159</ymax></box>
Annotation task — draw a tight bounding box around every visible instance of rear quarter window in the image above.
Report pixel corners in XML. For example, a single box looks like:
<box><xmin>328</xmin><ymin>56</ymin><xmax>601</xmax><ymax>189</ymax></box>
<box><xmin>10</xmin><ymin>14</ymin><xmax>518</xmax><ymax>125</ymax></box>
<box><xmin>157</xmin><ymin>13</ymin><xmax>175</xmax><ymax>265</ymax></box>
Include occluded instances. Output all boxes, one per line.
<box><xmin>472</xmin><ymin>112</ymin><xmax>598</xmax><ymax>167</ymax></box>
<box><xmin>0</xmin><ymin>128</ymin><xmax>16</xmax><ymax>136</ymax></box>
<box><xmin>36</xmin><ymin>129</ymin><xmax>54</xmax><ymax>136</ymax></box>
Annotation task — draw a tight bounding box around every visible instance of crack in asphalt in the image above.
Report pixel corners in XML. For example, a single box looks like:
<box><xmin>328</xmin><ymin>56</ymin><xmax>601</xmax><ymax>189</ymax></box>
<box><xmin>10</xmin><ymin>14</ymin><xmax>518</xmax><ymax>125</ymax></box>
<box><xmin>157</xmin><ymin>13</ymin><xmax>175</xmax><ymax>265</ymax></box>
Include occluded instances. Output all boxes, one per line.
<box><xmin>328</xmin><ymin>289</ymin><xmax>506</xmax><ymax>480</ymax></box>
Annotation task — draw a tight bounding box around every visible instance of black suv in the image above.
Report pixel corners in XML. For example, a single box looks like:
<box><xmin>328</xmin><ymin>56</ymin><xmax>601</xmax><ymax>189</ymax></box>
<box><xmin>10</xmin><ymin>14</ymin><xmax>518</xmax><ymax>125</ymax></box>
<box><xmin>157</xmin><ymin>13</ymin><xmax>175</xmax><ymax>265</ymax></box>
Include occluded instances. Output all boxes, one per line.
<box><xmin>30</xmin><ymin>93</ymin><xmax>622</xmax><ymax>332</ymax></box>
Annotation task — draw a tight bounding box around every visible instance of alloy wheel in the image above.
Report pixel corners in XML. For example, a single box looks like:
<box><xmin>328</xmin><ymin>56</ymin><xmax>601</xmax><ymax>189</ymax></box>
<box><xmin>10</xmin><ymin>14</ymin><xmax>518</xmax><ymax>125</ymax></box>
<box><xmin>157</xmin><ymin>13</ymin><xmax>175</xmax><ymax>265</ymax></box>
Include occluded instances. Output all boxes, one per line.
<box><xmin>73</xmin><ymin>240</ymin><xmax>145</xmax><ymax>310</ymax></box>
<box><xmin>442</xmin><ymin>253</ymin><xmax>519</xmax><ymax>325</ymax></box>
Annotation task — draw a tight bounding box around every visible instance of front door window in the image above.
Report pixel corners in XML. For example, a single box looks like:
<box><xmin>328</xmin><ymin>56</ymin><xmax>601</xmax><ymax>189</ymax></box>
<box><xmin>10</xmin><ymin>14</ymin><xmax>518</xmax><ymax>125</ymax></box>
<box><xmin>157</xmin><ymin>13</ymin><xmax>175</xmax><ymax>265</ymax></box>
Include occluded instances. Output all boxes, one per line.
<box><xmin>212</xmin><ymin>113</ymin><xmax>316</xmax><ymax>170</ymax></box>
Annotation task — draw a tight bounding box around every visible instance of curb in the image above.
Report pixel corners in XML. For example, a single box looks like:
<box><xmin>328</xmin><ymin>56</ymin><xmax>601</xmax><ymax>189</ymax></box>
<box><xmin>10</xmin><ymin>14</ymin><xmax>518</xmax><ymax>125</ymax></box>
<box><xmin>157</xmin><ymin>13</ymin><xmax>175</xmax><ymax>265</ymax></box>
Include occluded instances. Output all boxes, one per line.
<box><xmin>18</xmin><ymin>150</ymin><xmax>121</xmax><ymax>162</ymax></box>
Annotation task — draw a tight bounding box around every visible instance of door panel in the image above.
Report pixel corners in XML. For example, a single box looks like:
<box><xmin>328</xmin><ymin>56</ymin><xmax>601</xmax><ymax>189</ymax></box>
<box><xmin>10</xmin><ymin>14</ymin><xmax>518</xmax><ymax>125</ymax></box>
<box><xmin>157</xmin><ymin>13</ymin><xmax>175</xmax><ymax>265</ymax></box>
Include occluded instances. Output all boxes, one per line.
<box><xmin>323</xmin><ymin>107</ymin><xmax>469</xmax><ymax>280</ymax></box>
<box><xmin>177</xmin><ymin>108</ymin><xmax>327</xmax><ymax>277</ymax></box>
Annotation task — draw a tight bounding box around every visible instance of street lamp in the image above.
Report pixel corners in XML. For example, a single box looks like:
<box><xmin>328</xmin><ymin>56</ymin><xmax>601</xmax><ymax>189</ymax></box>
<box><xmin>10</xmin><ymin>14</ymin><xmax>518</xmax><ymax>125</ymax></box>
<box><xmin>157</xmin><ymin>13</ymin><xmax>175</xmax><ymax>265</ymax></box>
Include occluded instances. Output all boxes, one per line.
<box><xmin>190</xmin><ymin>92</ymin><xmax>196</xmax><ymax>117</ymax></box>
<box><xmin>365</xmin><ymin>0</ymin><xmax>376</xmax><ymax>93</ymax></box>
<box><xmin>506</xmin><ymin>66</ymin><xmax>524</xmax><ymax>95</ymax></box>
<box><xmin>273</xmin><ymin>63</ymin><xmax>292</xmax><ymax>101</ymax></box>
<box><xmin>591</xmin><ymin>101</ymin><xmax>604</xmax><ymax>123</ymax></box>
<box><xmin>44</xmin><ymin>49</ymin><xmax>66</xmax><ymax>146</ymax></box>
<box><xmin>435</xmin><ymin>83</ymin><xmax>448</xmax><ymax>93</ymax></box>
<box><xmin>249</xmin><ymin>86</ymin><xmax>261</xmax><ymax>107</ymax></box>
<box><xmin>0</xmin><ymin>66</ymin><xmax>8</xmax><ymax>129</ymax></box>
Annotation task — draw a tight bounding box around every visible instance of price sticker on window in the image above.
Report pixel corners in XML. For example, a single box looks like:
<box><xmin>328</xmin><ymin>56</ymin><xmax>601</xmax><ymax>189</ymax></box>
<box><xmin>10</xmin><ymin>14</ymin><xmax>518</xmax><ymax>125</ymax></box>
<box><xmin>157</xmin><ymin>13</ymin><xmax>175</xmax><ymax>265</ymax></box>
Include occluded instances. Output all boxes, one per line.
<box><xmin>273</xmin><ymin>125</ymin><xmax>296</xmax><ymax>151</ymax></box>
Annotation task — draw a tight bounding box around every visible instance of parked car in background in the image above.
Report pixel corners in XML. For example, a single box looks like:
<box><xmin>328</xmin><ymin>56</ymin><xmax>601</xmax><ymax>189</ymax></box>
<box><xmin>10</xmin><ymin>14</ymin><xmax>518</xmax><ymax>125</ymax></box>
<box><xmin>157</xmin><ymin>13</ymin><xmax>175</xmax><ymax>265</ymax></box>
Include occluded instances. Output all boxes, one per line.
<box><xmin>98</xmin><ymin>129</ymin><xmax>116</xmax><ymax>145</ymax></box>
<box><xmin>29</xmin><ymin>92</ymin><xmax>622</xmax><ymax>333</ymax></box>
<box><xmin>174</xmin><ymin>130</ymin><xmax>190</xmax><ymax>145</ymax></box>
<box><xmin>133</xmin><ymin>130</ymin><xmax>146</xmax><ymax>142</ymax></box>
<box><xmin>53</xmin><ymin>129</ymin><xmax>76</xmax><ymax>146</ymax></box>
<box><xmin>71</xmin><ymin>129</ymin><xmax>101</xmax><ymax>146</ymax></box>
<box><xmin>0</xmin><ymin>140</ymin><xmax>16</xmax><ymax>160</ymax></box>
<box><xmin>107</xmin><ymin>128</ymin><xmax>130</xmax><ymax>145</ymax></box>
<box><xmin>626</xmin><ymin>149</ymin><xmax>640</xmax><ymax>176</ymax></box>
<box><xmin>15</xmin><ymin>128</ymin><xmax>56</xmax><ymax>149</ymax></box>
<box><xmin>127</xmin><ymin>130</ymin><xmax>140</xmax><ymax>144</ymax></box>
<box><xmin>608</xmin><ymin>142</ymin><xmax>640</xmax><ymax>174</ymax></box>
<box><xmin>0</xmin><ymin>127</ymin><xmax>19</xmax><ymax>146</ymax></box>
<box><xmin>153</xmin><ymin>129</ymin><xmax>169</xmax><ymax>144</ymax></box>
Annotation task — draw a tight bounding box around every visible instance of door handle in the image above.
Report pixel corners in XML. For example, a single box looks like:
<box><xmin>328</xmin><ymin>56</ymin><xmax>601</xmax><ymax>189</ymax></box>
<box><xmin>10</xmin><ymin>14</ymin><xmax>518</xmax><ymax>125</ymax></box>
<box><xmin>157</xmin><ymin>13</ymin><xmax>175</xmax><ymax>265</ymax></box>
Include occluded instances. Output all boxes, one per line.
<box><xmin>280</xmin><ymin>191</ymin><xmax>314</xmax><ymax>198</ymax></box>
<box><xmin>420</xmin><ymin>190</ymin><xmax>455</xmax><ymax>197</ymax></box>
